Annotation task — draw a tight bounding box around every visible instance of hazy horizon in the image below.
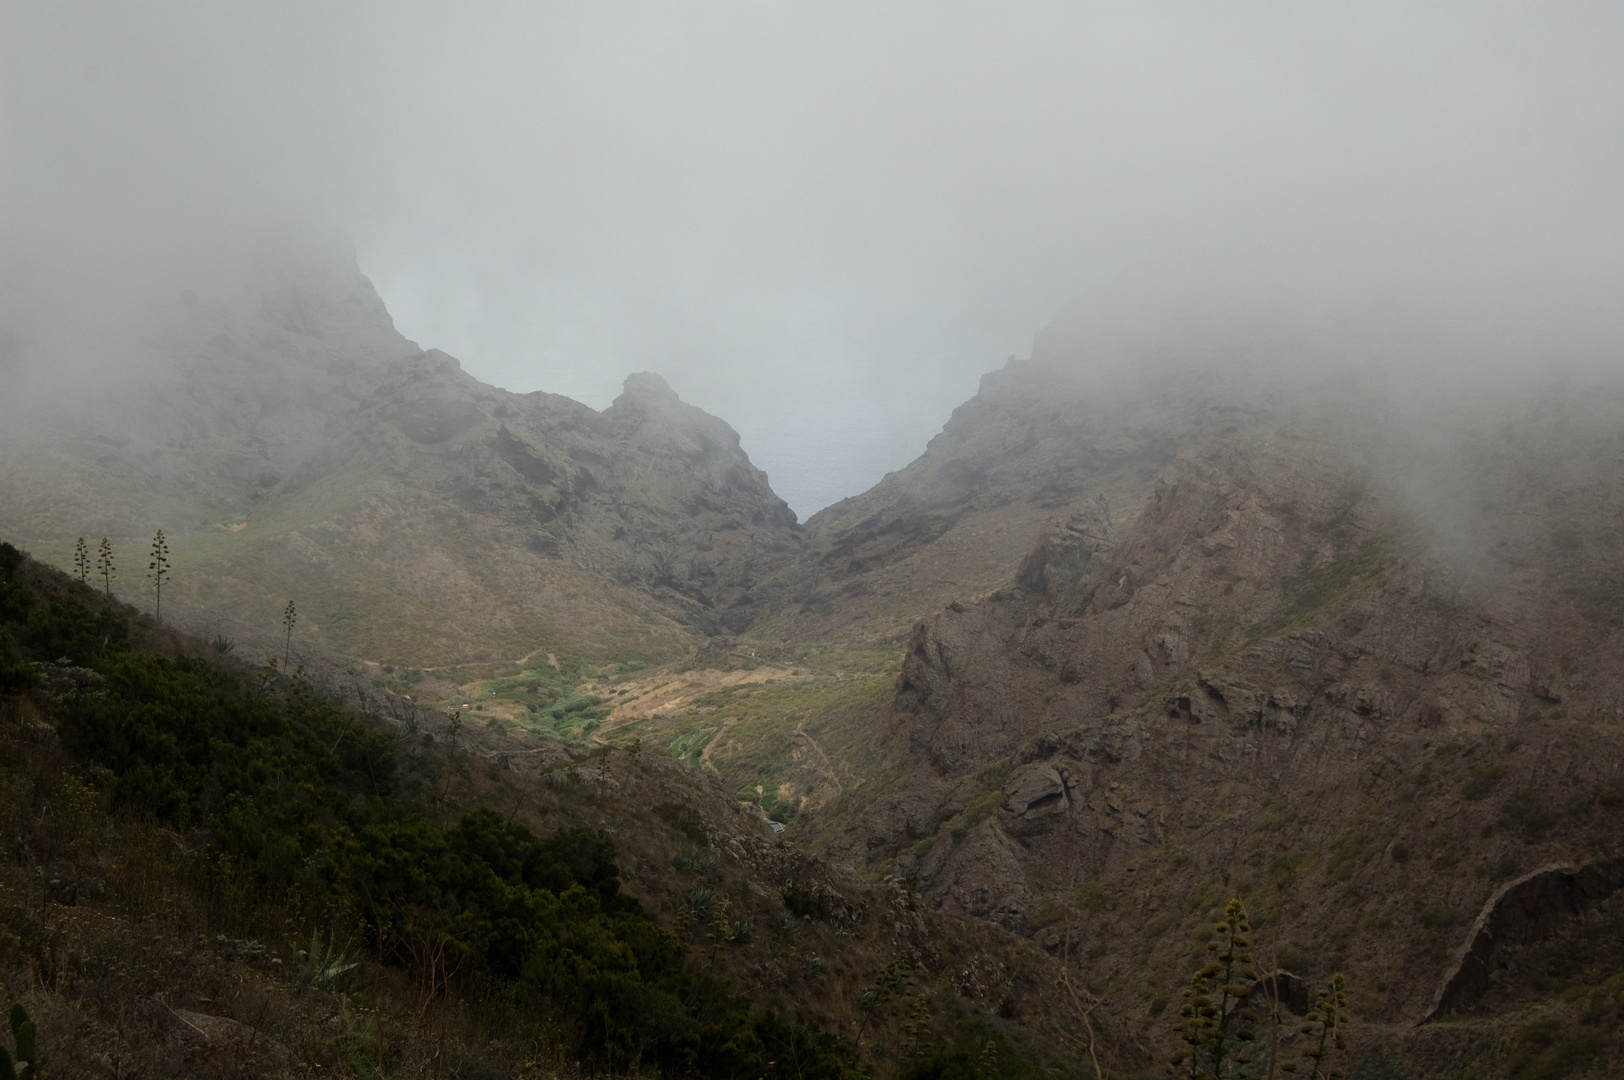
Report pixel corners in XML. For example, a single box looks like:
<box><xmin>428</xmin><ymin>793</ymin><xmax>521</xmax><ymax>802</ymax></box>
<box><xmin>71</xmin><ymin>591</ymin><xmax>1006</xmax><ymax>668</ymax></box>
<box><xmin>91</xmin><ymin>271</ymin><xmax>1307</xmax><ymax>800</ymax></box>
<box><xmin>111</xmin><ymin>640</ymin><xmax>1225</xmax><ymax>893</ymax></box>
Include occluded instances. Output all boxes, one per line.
<box><xmin>5</xmin><ymin>3</ymin><xmax>1624</xmax><ymax>515</ymax></box>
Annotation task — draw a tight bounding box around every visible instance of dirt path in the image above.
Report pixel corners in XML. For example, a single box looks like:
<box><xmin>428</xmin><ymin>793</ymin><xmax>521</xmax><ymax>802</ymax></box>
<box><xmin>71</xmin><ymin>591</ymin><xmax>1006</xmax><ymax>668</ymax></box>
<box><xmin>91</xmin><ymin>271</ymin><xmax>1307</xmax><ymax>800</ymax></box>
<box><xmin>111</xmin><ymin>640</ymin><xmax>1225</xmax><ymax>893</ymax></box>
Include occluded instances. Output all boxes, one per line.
<box><xmin>698</xmin><ymin>718</ymin><xmax>738</xmax><ymax>767</ymax></box>
<box><xmin>793</xmin><ymin>721</ymin><xmax>843</xmax><ymax>795</ymax></box>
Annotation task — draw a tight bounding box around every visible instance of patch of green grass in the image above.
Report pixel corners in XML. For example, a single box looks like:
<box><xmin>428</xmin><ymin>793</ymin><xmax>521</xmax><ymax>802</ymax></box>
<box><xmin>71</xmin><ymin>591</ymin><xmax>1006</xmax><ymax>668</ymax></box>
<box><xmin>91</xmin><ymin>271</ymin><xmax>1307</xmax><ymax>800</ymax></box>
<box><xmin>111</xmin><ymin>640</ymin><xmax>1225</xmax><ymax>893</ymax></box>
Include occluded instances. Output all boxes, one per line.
<box><xmin>1249</xmin><ymin>533</ymin><xmax>1394</xmax><ymax>642</ymax></box>
<box><xmin>1508</xmin><ymin>1017</ymin><xmax>1603</xmax><ymax>1080</ymax></box>
<box><xmin>1255</xmin><ymin>811</ymin><xmax>1298</xmax><ymax>833</ymax></box>
<box><xmin>1500</xmin><ymin>788</ymin><xmax>1561</xmax><ymax>840</ymax></box>
<box><xmin>461</xmin><ymin>662</ymin><xmax>612</xmax><ymax>744</ymax></box>
<box><xmin>1327</xmin><ymin>828</ymin><xmax>1373</xmax><ymax>881</ymax></box>
<box><xmin>1025</xmin><ymin>880</ymin><xmax>1114</xmax><ymax>932</ymax></box>
<box><xmin>738</xmin><ymin>786</ymin><xmax>795</xmax><ymax>826</ymax></box>
<box><xmin>944</xmin><ymin>788</ymin><xmax>1000</xmax><ymax>839</ymax></box>
<box><xmin>1187</xmin><ymin>879</ymin><xmax>1223</xmax><ymax>914</ymax></box>
<box><xmin>1413</xmin><ymin>901</ymin><xmax>1466</xmax><ymax>930</ymax></box>
<box><xmin>619</xmin><ymin>670</ymin><xmax>895</xmax><ymax>826</ymax></box>
<box><xmin>669</xmin><ymin>725</ymin><xmax>724</xmax><ymax>768</ymax></box>
<box><xmin>1144</xmin><ymin>911</ymin><xmax>1180</xmax><ymax>937</ymax></box>
<box><xmin>1147</xmin><ymin>843</ymin><xmax>1189</xmax><ymax>871</ymax></box>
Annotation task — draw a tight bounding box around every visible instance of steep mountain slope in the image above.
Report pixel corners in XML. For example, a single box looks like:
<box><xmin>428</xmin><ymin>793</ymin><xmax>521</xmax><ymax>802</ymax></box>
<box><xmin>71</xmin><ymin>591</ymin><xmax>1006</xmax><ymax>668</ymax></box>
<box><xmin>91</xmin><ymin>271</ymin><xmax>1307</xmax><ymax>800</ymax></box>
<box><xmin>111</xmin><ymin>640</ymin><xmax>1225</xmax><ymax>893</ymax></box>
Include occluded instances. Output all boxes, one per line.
<box><xmin>789</xmin><ymin>357</ymin><xmax>1624</xmax><ymax>1072</ymax></box>
<box><xmin>651</xmin><ymin>354</ymin><xmax>1224</xmax><ymax>824</ymax></box>
<box><xmin>753</xmin><ymin>355</ymin><xmax>1174</xmax><ymax>646</ymax></box>
<box><xmin>0</xmin><ymin>229</ymin><xmax>802</xmax><ymax>668</ymax></box>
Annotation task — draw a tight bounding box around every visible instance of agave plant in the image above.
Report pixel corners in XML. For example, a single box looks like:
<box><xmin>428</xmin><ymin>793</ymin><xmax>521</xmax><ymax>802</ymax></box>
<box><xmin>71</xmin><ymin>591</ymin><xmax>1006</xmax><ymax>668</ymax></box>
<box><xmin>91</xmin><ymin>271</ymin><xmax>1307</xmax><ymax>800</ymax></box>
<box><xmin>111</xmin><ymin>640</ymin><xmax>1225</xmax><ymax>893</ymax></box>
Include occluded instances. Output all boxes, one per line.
<box><xmin>673</xmin><ymin>849</ymin><xmax>719</xmax><ymax>874</ymax></box>
<box><xmin>686</xmin><ymin>885</ymin><xmax>716</xmax><ymax>921</ymax></box>
<box><xmin>296</xmin><ymin>928</ymin><xmax>360</xmax><ymax>991</ymax></box>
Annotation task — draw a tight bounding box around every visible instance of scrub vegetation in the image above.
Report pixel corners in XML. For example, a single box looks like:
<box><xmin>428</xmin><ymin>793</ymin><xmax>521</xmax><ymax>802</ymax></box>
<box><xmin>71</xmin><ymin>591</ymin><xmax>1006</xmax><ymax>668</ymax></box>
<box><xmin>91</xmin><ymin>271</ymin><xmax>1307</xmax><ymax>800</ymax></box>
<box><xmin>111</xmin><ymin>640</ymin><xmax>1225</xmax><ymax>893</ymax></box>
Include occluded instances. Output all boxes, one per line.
<box><xmin>0</xmin><ymin>541</ymin><xmax>871</xmax><ymax>1078</ymax></box>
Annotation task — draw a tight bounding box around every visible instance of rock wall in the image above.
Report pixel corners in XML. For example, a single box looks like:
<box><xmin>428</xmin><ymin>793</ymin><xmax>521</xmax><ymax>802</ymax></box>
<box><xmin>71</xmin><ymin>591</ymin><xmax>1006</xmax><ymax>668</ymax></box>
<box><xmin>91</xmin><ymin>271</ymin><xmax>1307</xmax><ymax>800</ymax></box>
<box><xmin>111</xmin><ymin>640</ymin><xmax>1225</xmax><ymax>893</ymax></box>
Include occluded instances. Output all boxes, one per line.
<box><xmin>1422</xmin><ymin>858</ymin><xmax>1624</xmax><ymax>1021</ymax></box>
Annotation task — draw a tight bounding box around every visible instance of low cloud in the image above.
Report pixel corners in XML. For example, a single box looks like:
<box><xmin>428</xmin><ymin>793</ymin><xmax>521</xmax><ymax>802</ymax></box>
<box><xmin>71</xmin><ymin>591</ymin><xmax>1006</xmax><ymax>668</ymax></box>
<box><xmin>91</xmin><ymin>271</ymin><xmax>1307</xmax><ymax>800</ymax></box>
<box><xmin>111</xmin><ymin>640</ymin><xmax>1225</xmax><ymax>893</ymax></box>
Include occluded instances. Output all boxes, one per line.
<box><xmin>4</xmin><ymin>3</ymin><xmax>1622</xmax><ymax>513</ymax></box>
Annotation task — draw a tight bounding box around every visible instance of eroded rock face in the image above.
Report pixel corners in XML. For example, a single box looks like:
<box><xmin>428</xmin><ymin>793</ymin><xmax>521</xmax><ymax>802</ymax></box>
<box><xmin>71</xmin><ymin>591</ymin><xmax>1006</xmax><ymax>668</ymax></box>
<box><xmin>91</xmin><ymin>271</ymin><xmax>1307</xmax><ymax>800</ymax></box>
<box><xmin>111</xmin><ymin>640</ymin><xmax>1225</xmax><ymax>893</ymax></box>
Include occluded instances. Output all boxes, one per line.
<box><xmin>1423</xmin><ymin>859</ymin><xmax>1624</xmax><ymax>1022</ymax></box>
<box><xmin>1016</xmin><ymin>495</ymin><xmax>1115</xmax><ymax>602</ymax></box>
<box><xmin>830</xmin><ymin>361</ymin><xmax>1624</xmax><ymax>1029</ymax></box>
<box><xmin>922</xmin><ymin>819</ymin><xmax>1033</xmax><ymax>930</ymax></box>
<box><xmin>1003</xmin><ymin>763</ymin><xmax>1068</xmax><ymax>818</ymax></box>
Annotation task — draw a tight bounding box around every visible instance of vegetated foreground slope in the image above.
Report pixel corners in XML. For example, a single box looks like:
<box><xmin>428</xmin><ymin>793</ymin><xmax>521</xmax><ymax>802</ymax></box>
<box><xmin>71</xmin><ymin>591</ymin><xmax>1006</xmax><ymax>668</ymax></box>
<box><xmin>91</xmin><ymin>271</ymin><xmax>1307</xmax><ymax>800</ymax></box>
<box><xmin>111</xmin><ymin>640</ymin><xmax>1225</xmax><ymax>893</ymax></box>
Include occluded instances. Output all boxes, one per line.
<box><xmin>0</xmin><ymin>226</ymin><xmax>802</xmax><ymax>671</ymax></box>
<box><xmin>0</xmin><ymin>541</ymin><xmax>1110</xmax><ymax>1079</ymax></box>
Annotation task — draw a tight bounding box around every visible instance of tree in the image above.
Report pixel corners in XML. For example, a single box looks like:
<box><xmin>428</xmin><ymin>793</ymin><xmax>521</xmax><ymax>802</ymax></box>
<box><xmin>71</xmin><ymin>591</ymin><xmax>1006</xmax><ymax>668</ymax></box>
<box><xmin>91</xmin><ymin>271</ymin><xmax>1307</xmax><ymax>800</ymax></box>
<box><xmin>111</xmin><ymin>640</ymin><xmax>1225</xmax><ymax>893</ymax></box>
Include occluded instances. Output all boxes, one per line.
<box><xmin>147</xmin><ymin>529</ymin><xmax>169</xmax><ymax>618</ymax></box>
<box><xmin>96</xmin><ymin>537</ymin><xmax>115</xmax><ymax>596</ymax></box>
<box><xmin>1173</xmin><ymin>899</ymin><xmax>1261</xmax><ymax>1079</ymax></box>
<box><xmin>73</xmin><ymin>537</ymin><xmax>90</xmax><ymax>583</ymax></box>
<box><xmin>282</xmin><ymin>599</ymin><xmax>297</xmax><ymax>668</ymax></box>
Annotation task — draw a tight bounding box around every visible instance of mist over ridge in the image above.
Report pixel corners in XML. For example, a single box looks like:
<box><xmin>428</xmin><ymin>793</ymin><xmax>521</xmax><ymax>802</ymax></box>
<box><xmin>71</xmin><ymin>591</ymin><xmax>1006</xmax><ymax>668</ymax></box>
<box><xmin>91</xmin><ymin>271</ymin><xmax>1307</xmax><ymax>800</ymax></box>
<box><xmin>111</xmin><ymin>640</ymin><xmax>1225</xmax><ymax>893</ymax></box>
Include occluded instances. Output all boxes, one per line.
<box><xmin>6</xmin><ymin>3</ymin><xmax>1624</xmax><ymax>515</ymax></box>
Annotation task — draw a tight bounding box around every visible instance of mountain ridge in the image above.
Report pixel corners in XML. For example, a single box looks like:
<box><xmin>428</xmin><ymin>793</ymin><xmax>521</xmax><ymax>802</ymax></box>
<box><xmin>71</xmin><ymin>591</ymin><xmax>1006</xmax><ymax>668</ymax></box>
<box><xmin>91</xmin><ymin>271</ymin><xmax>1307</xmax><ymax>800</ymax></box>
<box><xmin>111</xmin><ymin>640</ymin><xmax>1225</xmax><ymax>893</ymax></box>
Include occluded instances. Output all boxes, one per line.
<box><xmin>1</xmin><ymin>233</ymin><xmax>805</xmax><ymax>667</ymax></box>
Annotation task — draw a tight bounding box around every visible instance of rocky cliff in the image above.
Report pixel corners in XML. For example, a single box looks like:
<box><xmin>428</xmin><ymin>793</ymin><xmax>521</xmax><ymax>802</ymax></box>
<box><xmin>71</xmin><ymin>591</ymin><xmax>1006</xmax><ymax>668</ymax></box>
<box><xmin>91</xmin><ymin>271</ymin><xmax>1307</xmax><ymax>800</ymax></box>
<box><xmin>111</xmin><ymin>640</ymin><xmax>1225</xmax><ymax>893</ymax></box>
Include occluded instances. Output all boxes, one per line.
<box><xmin>802</xmin><ymin>353</ymin><xmax>1624</xmax><ymax>1042</ymax></box>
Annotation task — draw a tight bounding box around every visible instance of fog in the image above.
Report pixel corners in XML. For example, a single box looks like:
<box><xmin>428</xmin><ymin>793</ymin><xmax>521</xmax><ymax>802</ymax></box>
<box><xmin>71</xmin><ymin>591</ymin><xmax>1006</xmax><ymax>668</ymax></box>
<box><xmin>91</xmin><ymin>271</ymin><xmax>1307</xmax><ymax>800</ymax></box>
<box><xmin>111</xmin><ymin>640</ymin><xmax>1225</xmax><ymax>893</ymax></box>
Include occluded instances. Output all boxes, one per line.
<box><xmin>4</xmin><ymin>3</ymin><xmax>1623</xmax><ymax>515</ymax></box>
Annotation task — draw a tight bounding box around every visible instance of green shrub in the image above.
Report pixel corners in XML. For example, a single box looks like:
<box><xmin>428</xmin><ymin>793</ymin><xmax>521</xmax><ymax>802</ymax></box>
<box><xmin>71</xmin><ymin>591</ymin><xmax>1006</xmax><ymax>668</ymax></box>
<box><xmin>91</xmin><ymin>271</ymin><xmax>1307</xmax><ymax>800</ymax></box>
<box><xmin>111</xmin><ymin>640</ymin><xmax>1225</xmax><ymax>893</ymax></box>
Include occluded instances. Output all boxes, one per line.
<box><xmin>1500</xmin><ymin>789</ymin><xmax>1561</xmax><ymax>841</ymax></box>
<box><xmin>1507</xmin><ymin>1018</ymin><xmax>1602</xmax><ymax>1080</ymax></box>
<box><xmin>1327</xmin><ymin>829</ymin><xmax>1373</xmax><ymax>880</ymax></box>
<box><xmin>2</xmin><ymin>1001</ymin><xmax>37</xmax><ymax>1079</ymax></box>
<box><xmin>945</xmin><ymin>788</ymin><xmax>999</xmax><ymax>839</ymax></box>
<box><xmin>1462</xmin><ymin>764</ymin><xmax>1506</xmax><ymax>801</ymax></box>
<box><xmin>1349</xmin><ymin>1045</ymin><xmax>1407</xmax><ymax>1080</ymax></box>
<box><xmin>656</xmin><ymin>801</ymin><xmax>711</xmax><ymax>846</ymax></box>
<box><xmin>1077</xmin><ymin>880</ymin><xmax>1110</xmax><ymax>912</ymax></box>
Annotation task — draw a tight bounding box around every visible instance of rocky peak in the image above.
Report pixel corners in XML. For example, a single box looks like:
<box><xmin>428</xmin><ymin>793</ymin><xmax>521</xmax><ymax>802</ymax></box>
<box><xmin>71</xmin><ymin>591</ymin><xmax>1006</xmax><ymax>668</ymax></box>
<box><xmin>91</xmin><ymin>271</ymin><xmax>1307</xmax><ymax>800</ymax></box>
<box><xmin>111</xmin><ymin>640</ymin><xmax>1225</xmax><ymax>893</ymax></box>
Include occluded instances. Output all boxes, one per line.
<box><xmin>616</xmin><ymin>370</ymin><xmax>683</xmax><ymax>406</ymax></box>
<box><xmin>0</xmin><ymin>221</ymin><xmax>810</xmax><ymax>661</ymax></box>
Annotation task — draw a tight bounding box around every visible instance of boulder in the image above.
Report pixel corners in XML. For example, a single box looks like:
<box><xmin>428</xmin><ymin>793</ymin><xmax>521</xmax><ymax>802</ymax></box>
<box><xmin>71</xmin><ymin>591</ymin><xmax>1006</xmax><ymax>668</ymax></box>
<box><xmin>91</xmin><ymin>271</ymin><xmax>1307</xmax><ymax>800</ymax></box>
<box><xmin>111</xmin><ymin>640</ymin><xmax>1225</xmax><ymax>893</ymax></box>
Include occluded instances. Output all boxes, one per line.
<box><xmin>1002</xmin><ymin>763</ymin><xmax>1068</xmax><ymax>819</ymax></box>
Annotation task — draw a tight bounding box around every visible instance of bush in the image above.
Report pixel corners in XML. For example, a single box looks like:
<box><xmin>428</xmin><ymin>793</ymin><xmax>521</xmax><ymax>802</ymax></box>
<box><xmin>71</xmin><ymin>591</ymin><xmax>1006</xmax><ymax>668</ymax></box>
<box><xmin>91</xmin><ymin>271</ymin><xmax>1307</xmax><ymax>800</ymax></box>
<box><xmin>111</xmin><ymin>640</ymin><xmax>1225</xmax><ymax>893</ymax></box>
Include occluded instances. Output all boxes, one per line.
<box><xmin>1500</xmin><ymin>789</ymin><xmax>1562</xmax><ymax>841</ymax></box>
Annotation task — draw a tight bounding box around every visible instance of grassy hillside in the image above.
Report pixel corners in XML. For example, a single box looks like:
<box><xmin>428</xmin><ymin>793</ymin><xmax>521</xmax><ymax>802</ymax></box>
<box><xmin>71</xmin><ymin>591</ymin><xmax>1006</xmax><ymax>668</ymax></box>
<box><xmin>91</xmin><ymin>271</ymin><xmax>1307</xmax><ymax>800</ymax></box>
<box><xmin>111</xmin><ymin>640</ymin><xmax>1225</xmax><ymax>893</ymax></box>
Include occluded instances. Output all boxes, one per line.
<box><xmin>0</xmin><ymin>538</ymin><xmax>1089</xmax><ymax>1080</ymax></box>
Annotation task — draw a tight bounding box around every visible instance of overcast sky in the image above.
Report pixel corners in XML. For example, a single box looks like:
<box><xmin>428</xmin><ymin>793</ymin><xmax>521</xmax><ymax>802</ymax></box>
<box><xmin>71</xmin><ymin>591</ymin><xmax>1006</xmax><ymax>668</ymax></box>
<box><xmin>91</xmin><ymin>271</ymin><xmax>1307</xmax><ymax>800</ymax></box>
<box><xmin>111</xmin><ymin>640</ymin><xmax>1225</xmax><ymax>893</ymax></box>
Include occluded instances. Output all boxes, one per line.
<box><xmin>5</xmin><ymin>3</ymin><xmax>1623</xmax><ymax>516</ymax></box>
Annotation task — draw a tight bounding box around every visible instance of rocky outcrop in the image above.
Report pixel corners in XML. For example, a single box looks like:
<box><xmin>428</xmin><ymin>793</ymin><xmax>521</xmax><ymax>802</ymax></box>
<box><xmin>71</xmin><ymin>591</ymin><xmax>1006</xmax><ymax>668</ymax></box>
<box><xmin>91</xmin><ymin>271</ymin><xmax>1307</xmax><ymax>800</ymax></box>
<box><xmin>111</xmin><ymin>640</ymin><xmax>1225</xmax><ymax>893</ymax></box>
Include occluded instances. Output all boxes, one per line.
<box><xmin>1422</xmin><ymin>859</ymin><xmax>1624</xmax><ymax>1022</ymax></box>
<box><xmin>917</xmin><ymin>819</ymin><xmax>1033</xmax><ymax>930</ymax></box>
<box><xmin>1016</xmin><ymin>494</ymin><xmax>1115</xmax><ymax>602</ymax></box>
<box><xmin>357</xmin><ymin>353</ymin><xmax>804</xmax><ymax>635</ymax></box>
<box><xmin>1002</xmin><ymin>762</ymin><xmax>1069</xmax><ymax>819</ymax></box>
